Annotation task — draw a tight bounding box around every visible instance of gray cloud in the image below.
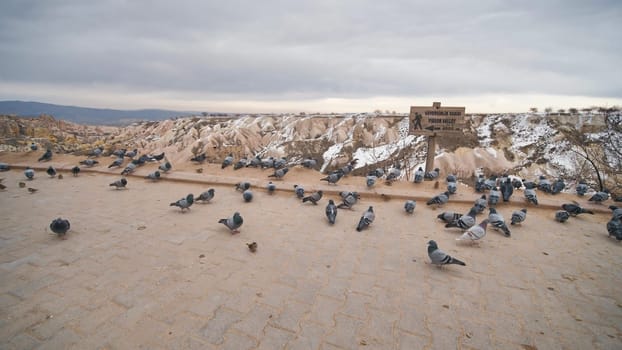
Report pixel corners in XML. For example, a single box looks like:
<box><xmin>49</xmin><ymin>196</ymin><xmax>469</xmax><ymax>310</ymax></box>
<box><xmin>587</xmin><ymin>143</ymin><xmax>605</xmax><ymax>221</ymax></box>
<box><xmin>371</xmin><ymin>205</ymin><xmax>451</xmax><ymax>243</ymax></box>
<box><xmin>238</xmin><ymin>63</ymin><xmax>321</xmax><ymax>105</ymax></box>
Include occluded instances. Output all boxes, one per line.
<box><xmin>1</xmin><ymin>0</ymin><xmax>621</xmax><ymax>108</ymax></box>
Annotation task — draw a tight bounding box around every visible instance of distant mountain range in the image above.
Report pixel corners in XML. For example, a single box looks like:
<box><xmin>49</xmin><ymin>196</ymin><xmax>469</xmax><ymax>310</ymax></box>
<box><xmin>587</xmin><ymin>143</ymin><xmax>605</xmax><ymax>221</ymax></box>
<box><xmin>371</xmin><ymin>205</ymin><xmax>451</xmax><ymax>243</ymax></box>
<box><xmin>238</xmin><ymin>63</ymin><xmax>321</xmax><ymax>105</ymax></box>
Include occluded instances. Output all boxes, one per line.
<box><xmin>0</xmin><ymin>100</ymin><xmax>199</xmax><ymax>125</ymax></box>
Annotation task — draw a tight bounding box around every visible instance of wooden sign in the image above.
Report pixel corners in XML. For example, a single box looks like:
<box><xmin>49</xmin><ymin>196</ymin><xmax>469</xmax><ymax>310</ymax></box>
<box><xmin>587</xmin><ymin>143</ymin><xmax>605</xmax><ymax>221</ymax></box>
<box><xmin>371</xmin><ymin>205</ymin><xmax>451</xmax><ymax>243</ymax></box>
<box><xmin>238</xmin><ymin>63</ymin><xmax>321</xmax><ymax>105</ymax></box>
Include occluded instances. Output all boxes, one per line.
<box><xmin>409</xmin><ymin>102</ymin><xmax>466</xmax><ymax>136</ymax></box>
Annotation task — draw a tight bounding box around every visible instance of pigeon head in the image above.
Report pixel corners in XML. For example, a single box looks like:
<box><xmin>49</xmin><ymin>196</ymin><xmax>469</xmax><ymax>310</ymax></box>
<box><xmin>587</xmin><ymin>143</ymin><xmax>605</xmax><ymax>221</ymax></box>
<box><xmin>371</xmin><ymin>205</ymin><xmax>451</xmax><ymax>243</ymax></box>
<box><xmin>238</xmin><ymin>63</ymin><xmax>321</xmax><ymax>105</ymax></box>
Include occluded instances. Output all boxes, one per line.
<box><xmin>368</xmin><ymin>206</ymin><xmax>374</xmax><ymax>212</ymax></box>
<box><xmin>328</xmin><ymin>199</ymin><xmax>335</xmax><ymax>205</ymax></box>
<box><xmin>479</xmin><ymin>219</ymin><xmax>490</xmax><ymax>228</ymax></box>
<box><xmin>521</xmin><ymin>208</ymin><xmax>527</xmax><ymax>213</ymax></box>
<box><xmin>186</xmin><ymin>194</ymin><xmax>194</xmax><ymax>204</ymax></box>
<box><xmin>427</xmin><ymin>240</ymin><xmax>438</xmax><ymax>250</ymax></box>
<box><xmin>489</xmin><ymin>208</ymin><xmax>497</xmax><ymax>214</ymax></box>
<box><xmin>481</xmin><ymin>194</ymin><xmax>486</xmax><ymax>199</ymax></box>
<box><xmin>121</xmin><ymin>178</ymin><xmax>128</xmax><ymax>186</ymax></box>
<box><xmin>233</xmin><ymin>212</ymin><xmax>243</xmax><ymax>224</ymax></box>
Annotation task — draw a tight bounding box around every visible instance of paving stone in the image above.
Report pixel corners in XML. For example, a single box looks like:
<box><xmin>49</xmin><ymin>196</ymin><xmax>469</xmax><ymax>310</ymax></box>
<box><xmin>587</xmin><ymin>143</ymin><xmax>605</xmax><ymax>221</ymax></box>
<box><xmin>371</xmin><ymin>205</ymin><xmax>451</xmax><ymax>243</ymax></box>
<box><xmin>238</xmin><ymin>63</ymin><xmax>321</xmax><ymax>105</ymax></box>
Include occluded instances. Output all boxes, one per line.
<box><xmin>270</xmin><ymin>299</ymin><xmax>310</xmax><ymax>333</ymax></box>
<box><xmin>256</xmin><ymin>326</ymin><xmax>294</xmax><ymax>350</ymax></box>
<box><xmin>308</xmin><ymin>295</ymin><xmax>343</xmax><ymax>326</ymax></box>
<box><xmin>199</xmin><ymin>307</ymin><xmax>243</xmax><ymax>345</ymax></box>
<box><xmin>232</xmin><ymin>304</ymin><xmax>276</xmax><ymax>339</ymax></box>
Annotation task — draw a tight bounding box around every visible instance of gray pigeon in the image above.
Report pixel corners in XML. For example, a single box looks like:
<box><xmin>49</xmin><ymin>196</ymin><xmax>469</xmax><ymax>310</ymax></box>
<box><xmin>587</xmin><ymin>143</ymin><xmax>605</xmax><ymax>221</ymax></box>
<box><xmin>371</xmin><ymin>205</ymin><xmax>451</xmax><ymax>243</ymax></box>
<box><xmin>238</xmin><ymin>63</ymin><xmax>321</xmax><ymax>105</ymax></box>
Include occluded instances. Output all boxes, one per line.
<box><xmin>325</xmin><ymin>199</ymin><xmax>338</xmax><ymax>225</ymax></box>
<box><xmin>108</xmin><ymin>157</ymin><xmax>124</xmax><ymax>168</ymax></box>
<box><xmin>576</xmin><ymin>180</ymin><xmax>588</xmax><ymax>196</ymax></box>
<box><xmin>610</xmin><ymin>206</ymin><xmax>622</xmax><ymax>220</ymax></box>
<box><xmin>488</xmin><ymin>187</ymin><xmax>500</xmax><ymax>206</ymax></box>
<box><xmin>426</xmin><ymin>192</ymin><xmax>449</xmax><ymax>207</ymax></box>
<box><xmin>267</xmin><ymin>181</ymin><xmax>276</xmax><ymax>194</ymax></box>
<box><xmin>500</xmin><ymin>178</ymin><xmax>513</xmax><ymax>202</ymax></box>
<box><xmin>190</xmin><ymin>153</ymin><xmax>207</xmax><ymax>163</ymax></box>
<box><xmin>234</xmin><ymin>158</ymin><xmax>247</xmax><ymax>170</ymax></box>
<box><xmin>404</xmin><ymin>200</ymin><xmax>416</xmax><ymax>214</ymax></box>
<box><xmin>474</xmin><ymin>195</ymin><xmax>487</xmax><ymax>213</ymax></box>
<box><xmin>551</xmin><ymin>178</ymin><xmax>565</xmax><ymax>194</ymax></box>
<box><xmin>145</xmin><ymin>171</ymin><xmax>161</xmax><ymax>180</ymax></box>
<box><xmin>301</xmin><ymin>158</ymin><xmax>317</xmax><ymax>169</ymax></box>
<box><xmin>475</xmin><ymin>175</ymin><xmax>486</xmax><ymax>192</ymax></box>
<box><xmin>158</xmin><ymin>160</ymin><xmax>172</xmax><ymax>172</ymax></box>
<box><xmin>170</xmin><ymin>194</ymin><xmax>194</xmax><ymax>211</ymax></box>
<box><xmin>555</xmin><ymin>210</ymin><xmax>570</xmax><ymax>222</ymax></box>
<box><xmin>561</xmin><ymin>203</ymin><xmax>594</xmax><ymax>216</ymax></box>
<box><xmin>488</xmin><ymin>208</ymin><xmax>511</xmax><ymax>236</ymax></box>
<box><xmin>46</xmin><ymin>166</ymin><xmax>57</xmax><ymax>178</ymax></box>
<box><xmin>446</xmin><ymin>207</ymin><xmax>477</xmax><ymax>230</ymax></box>
<box><xmin>522</xmin><ymin>179</ymin><xmax>537</xmax><ymax>190</ymax></box>
<box><xmin>456</xmin><ymin>219</ymin><xmax>489</xmax><ymax>244</ymax></box>
<box><xmin>121</xmin><ymin>163</ymin><xmax>137</xmax><ymax>175</ymax></box>
<box><xmin>125</xmin><ymin>148</ymin><xmax>138</xmax><ymax>159</ymax></box>
<box><xmin>537</xmin><ymin>175</ymin><xmax>552</xmax><ymax>193</ymax></box>
<box><xmin>50</xmin><ymin>218</ymin><xmax>70</xmax><ymax>238</ymax></box>
<box><xmin>38</xmin><ymin>149</ymin><xmax>52</xmax><ymax>162</ymax></box>
<box><xmin>338</xmin><ymin>191</ymin><xmax>359</xmax><ymax>209</ymax></box>
<box><xmin>219</xmin><ymin>212</ymin><xmax>243</xmax><ymax>233</ymax></box>
<box><xmin>424</xmin><ymin>168</ymin><xmax>440</xmax><ymax>180</ymax></box>
<box><xmin>588</xmin><ymin>191</ymin><xmax>609</xmax><ymax>203</ymax></box>
<box><xmin>71</xmin><ymin>166</ymin><xmax>80</xmax><ymax>176</ymax></box>
<box><xmin>109</xmin><ymin>178</ymin><xmax>127</xmax><ymax>189</ymax></box>
<box><xmin>446</xmin><ymin>174</ymin><xmax>457</xmax><ymax>183</ymax></box>
<box><xmin>294</xmin><ymin>184</ymin><xmax>305</xmax><ymax>199</ymax></box>
<box><xmin>242</xmin><ymin>190</ymin><xmax>253</xmax><ymax>202</ymax></box>
<box><xmin>447</xmin><ymin>182</ymin><xmax>457</xmax><ymax>195</ymax></box>
<box><xmin>320</xmin><ymin>172</ymin><xmax>343</xmax><ymax>185</ymax></box>
<box><xmin>235</xmin><ymin>181</ymin><xmax>251</xmax><ymax>192</ymax></box>
<box><xmin>79</xmin><ymin>159</ymin><xmax>99</xmax><ymax>167</ymax></box>
<box><xmin>24</xmin><ymin>167</ymin><xmax>35</xmax><ymax>180</ymax></box>
<box><xmin>221</xmin><ymin>153</ymin><xmax>234</xmax><ymax>169</ymax></box>
<box><xmin>366</xmin><ymin>175</ymin><xmax>376</xmax><ymax>188</ymax></box>
<box><xmin>0</xmin><ymin>163</ymin><xmax>10</xmax><ymax>171</ymax></box>
<box><xmin>511</xmin><ymin>209</ymin><xmax>527</xmax><ymax>225</ymax></box>
<box><xmin>268</xmin><ymin>167</ymin><xmax>289</xmax><ymax>179</ymax></box>
<box><xmin>385</xmin><ymin>165</ymin><xmax>401</xmax><ymax>182</ymax></box>
<box><xmin>274</xmin><ymin>157</ymin><xmax>288</xmax><ymax>169</ymax></box>
<box><xmin>356</xmin><ymin>206</ymin><xmax>375</xmax><ymax>232</ymax></box>
<box><xmin>302</xmin><ymin>190</ymin><xmax>323</xmax><ymax>205</ymax></box>
<box><xmin>607</xmin><ymin>218</ymin><xmax>622</xmax><ymax>241</ymax></box>
<box><xmin>524</xmin><ymin>188</ymin><xmax>538</xmax><ymax>205</ymax></box>
<box><xmin>427</xmin><ymin>240</ymin><xmax>466</xmax><ymax>267</ymax></box>
<box><xmin>30</xmin><ymin>142</ymin><xmax>38</xmax><ymax>151</ymax></box>
<box><xmin>437</xmin><ymin>211</ymin><xmax>461</xmax><ymax>224</ymax></box>
<box><xmin>196</xmin><ymin>188</ymin><xmax>215</xmax><ymax>203</ymax></box>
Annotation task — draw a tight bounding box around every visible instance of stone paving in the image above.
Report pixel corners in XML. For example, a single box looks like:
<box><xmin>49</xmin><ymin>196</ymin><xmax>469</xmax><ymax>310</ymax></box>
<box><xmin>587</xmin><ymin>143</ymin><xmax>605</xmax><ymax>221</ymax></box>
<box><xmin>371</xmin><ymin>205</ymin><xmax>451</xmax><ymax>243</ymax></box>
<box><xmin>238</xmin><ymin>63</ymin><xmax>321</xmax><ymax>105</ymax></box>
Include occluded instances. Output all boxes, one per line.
<box><xmin>1</xmin><ymin>167</ymin><xmax>621</xmax><ymax>349</ymax></box>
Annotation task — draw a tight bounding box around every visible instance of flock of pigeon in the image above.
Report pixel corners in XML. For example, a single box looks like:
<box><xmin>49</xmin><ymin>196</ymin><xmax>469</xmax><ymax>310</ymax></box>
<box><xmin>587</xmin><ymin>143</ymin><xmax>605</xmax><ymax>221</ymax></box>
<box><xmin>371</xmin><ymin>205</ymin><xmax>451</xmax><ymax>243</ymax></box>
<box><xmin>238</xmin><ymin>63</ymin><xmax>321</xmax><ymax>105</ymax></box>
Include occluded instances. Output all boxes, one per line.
<box><xmin>2</xmin><ymin>144</ymin><xmax>620</xmax><ymax>261</ymax></box>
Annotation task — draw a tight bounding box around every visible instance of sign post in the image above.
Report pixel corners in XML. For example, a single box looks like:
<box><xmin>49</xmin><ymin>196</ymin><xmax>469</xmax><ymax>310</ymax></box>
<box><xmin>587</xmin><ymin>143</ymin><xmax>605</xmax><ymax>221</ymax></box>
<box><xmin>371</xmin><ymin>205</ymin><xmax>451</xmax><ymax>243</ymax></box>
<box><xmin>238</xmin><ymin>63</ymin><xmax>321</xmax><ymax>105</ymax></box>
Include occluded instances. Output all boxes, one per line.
<box><xmin>409</xmin><ymin>102</ymin><xmax>466</xmax><ymax>173</ymax></box>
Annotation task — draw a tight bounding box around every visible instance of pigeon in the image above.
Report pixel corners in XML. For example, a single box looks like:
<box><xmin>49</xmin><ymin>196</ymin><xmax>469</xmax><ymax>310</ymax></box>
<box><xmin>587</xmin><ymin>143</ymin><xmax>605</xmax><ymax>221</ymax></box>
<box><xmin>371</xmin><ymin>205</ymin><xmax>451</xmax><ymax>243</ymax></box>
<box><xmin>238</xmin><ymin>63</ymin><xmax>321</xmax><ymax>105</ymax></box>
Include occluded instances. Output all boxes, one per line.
<box><xmin>0</xmin><ymin>163</ymin><xmax>10</xmax><ymax>171</ymax></box>
<box><xmin>576</xmin><ymin>180</ymin><xmax>589</xmax><ymax>196</ymax></box>
<box><xmin>267</xmin><ymin>181</ymin><xmax>276</xmax><ymax>194</ymax></box>
<box><xmin>356</xmin><ymin>206</ymin><xmax>375</xmax><ymax>232</ymax></box>
<box><xmin>71</xmin><ymin>166</ymin><xmax>80</xmax><ymax>176</ymax></box>
<box><xmin>246</xmin><ymin>155</ymin><xmax>262</xmax><ymax>168</ymax></box>
<box><xmin>221</xmin><ymin>153</ymin><xmax>234</xmax><ymax>169</ymax></box>
<box><xmin>320</xmin><ymin>172</ymin><xmax>343</xmax><ymax>185</ymax></box>
<box><xmin>170</xmin><ymin>194</ymin><xmax>194</xmax><ymax>211</ymax></box>
<box><xmin>158</xmin><ymin>160</ymin><xmax>172</xmax><ymax>173</ymax></box>
<box><xmin>437</xmin><ymin>211</ymin><xmax>461</xmax><ymax>224</ymax></box>
<box><xmin>424</xmin><ymin>168</ymin><xmax>440</xmax><ymax>180</ymax></box>
<box><xmin>301</xmin><ymin>158</ymin><xmax>317</xmax><ymax>169</ymax></box>
<box><xmin>89</xmin><ymin>147</ymin><xmax>103</xmax><ymax>157</ymax></box>
<box><xmin>112</xmin><ymin>148</ymin><xmax>127</xmax><ymax>158</ymax></box>
<box><xmin>235</xmin><ymin>181</ymin><xmax>251</xmax><ymax>192</ymax></box>
<box><xmin>607</xmin><ymin>218</ymin><xmax>622</xmax><ymax>241</ymax></box>
<box><xmin>191</xmin><ymin>153</ymin><xmax>207</xmax><ymax>163</ymax></box>
<box><xmin>511</xmin><ymin>178</ymin><xmax>523</xmax><ymax>189</ymax></box>
<box><xmin>19</xmin><ymin>181</ymin><xmax>26</xmax><ymax>188</ymax></box>
<box><xmin>219</xmin><ymin>212</ymin><xmax>243</xmax><ymax>233</ymax></box>
<box><xmin>125</xmin><ymin>149</ymin><xmax>138</xmax><ymax>159</ymax></box>
<box><xmin>46</xmin><ymin>166</ymin><xmax>57</xmax><ymax>178</ymax></box>
<box><xmin>456</xmin><ymin>219</ymin><xmax>489</xmax><ymax>244</ymax></box>
<box><xmin>366</xmin><ymin>175</ymin><xmax>376</xmax><ymax>188</ymax></box>
<box><xmin>246</xmin><ymin>242</ymin><xmax>258</xmax><ymax>253</ymax></box>
<box><xmin>58</xmin><ymin>174</ymin><xmax>63</xmax><ymax>180</ymax></box>
<box><xmin>233</xmin><ymin>158</ymin><xmax>247</xmax><ymax>170</ymax></box>
<box><xmin>537</xmin><ymin>175</ymin><xmax>552</xmax><ymax>193</ymax></box>
<box><xmin>38</xmin><ymin>149</ymin><xmax>52</xmax><ymax>162</ymax></box>
<box><xmin>385</xmin><ymin>165</ymin><xmax>402</xmax><ymax>182</ymax></box>
<box><xmin>522</xmin><ymin>179</ymin><xmax>537</xmax><ymax>190</ymax></box>
<box><xmin>610</xmin><ymin>206</ymin><xmax>622</xmax><ymax>220</ymax></box>
<box><xmin>488</xmin><ymin>187</ymin><xmax>500</xmax><ymax>206</ymax></box>
<box><xmin>325</xmin><ymin>199</ymin><xmax>338</xmax><ymax>224</ymax></box>
<box><xmin>427</xmin><ymin>240</ymin><xmax>466</xmax><ymax>267</ymax></box>
<box><xmin>511</xmin><ymin>209</ymin><xmax>528</xmax><ymax>225</ymax></box>
<box><xmin>242</xmin><ymin>190</ymin><xmax>253</xmax><ymax>202</ymax></box>
<box><xmin>588</xmin><ymin>191</ymin><xmax>609</xmax><ymax>203</ymax></box>
<box><xmin>261</xmin><ymin>157</ymin><xmax>275</xmax><ymax>169</ymax></box>
<box><xmin>49</xmin><ymin>218</ymin><xmax>70</xmax><ymax>238</ymax></box>
<box><xmin>196</xmin><ymin>188</ymin><xmax>215</xmax><ymax>203</ymax></box>
<box><xmin>294</xmin><ymin>185</ymin><xmax>305</xmax><ymax>199</ymax></box>
<box><xmin>121</xmin><ymin>163</ymin><xmax>137</xmax><ymax>175</ymax></box>
<box><xmin>447</xmin><ymin>182</ymin><xmax>457</xmax><ymax>195</ymax></box>
<box><xmin>28</xmin><ymin>187</ymin><xmax>38</xmax><ymax>194</ymax></box>
<box><xmin>274</xmin><ymin>157</ymin><xmax>288</xmax><ymax>169</ymax></box>
<box><xmin>30</xmin><ymin>142</ymin><xmax>38</xmax><ymax>151</ymax></box>
<box><xmin>446</xmin><ymin>207</ymin><xmax>478</xmax><ymax>230</ymax></box>
<box><xmin>24</xmin><ymin>167</ymin><xmax>35</xmax><ymax>180</ymax></box>
<box><xmin>79</xmin><ymin>159</ymin><xmax>99</xmax><ymax>167</ymax></box>
<box><xmin>488</xmin><ymin>208</ymin><xmax>511</xmax><ymax>236</ymax></box>
<box><xmin>302</xmin><ymin>190</ymin><xmax>323</xmax><ymax>205</ymax></box>
<box><xmin>475</xmin><ymin>175</ymin><xmax>486</xmax><ymax>192</ymax></box>
<box><xmin>500</xmin><ymin>178</ymin><xmax>514</xmax><ymax>202</ymax></box>
<box><xmin>268</xmin><ymin>167</ymin><xmax>289</xmax><ymax>179</ymax></box>
<box><xmin>145</xmin><ymin>171</ymin><xmax>161</xmax><ymax>180</ymax></box>
<box><xmin>151</xmin><ymin>152</ymin><xmax>165</xmax><ymax>161</ymax></box>
<box><xmin>404</xmin><ymin>200</ymin><xmax>416</xmax><ymax>214</ymax></box>
<box><xmin>555</xmin><ymin>210</ymin><xmax>570</xmax><ymax>223</ymax></box>
<box><xmin>131</xmin><ymin>155</ymin><xmax>150</xmax><ymax>166</ymax></box>
<box><xmin>474</xmin><ymin>195</ymin><xmax>487</xmax><ymax>213</ymax></box>
<box><xmin>426</xmin><ymin>192</ymin><xmax>449</xmax><ymax>207</ymax></box>
<box><xmin>369</xmin><ymin>168</ymin><xmax>384</xmax><ymax>179</ymax></box>
<box><xmin>551</xmin><ymin>178</ymin><xmax>566</xmax><ymax>194</ymax></box>
<box><xmin>524</xmin><ymin>188</ymin><xmax>538</xmax><ymax>205</ymax></box>
<box><xmin>108</xmin><ymin>157</ymin><xmax>124</xmax><ymax>168</ymax></box>
<box><xmin>446</xmin><ymin>174</ymin><xmax>457</xmax><ymax>183</ymax></box>
<box><xmin>561</xmin><ymin>203</ymin><xmax>594</xmax><ymax>216</ymax></box>
<box><xmin>338</xmin><ymin>191</ymin><xmax>359</xmax><ymax>209</ymax></box>
<box><xmin>109</xmin><ymin>178</ymin><xmax>128</xmax><ymax>189</ymax></box>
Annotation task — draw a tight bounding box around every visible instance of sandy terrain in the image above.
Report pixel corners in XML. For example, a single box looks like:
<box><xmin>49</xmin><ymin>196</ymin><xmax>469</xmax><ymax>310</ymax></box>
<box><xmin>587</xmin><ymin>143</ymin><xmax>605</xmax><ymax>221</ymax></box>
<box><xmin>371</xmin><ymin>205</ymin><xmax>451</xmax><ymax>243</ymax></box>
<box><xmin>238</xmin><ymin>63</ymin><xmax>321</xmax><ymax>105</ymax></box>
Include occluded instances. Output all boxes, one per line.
<box><xmin>0</xmin><ymin>151</ymin><xmax>620</xmax><ymax>349</ymax></box>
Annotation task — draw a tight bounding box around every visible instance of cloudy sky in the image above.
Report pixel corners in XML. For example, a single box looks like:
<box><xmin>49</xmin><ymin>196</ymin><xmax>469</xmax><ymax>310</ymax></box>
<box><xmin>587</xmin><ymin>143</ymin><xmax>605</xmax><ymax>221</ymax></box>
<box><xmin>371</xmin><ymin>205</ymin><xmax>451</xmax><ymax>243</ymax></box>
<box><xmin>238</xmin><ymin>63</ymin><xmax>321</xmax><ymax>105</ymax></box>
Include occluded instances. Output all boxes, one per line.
<box><xmin>1</xmin><ymin>0</ymin><xmax>620</xmax><ymax>113</ymax></box>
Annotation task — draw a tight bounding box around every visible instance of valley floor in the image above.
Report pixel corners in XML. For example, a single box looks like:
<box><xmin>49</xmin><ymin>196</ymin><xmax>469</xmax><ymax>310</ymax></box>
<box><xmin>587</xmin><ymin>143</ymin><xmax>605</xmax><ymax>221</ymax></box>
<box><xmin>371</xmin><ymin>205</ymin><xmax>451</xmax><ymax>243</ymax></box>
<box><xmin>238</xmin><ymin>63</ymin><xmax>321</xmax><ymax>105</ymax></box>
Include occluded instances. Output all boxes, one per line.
<box><xmin>0</xmin><ymin>152</ymin><xmax>620</xmax><ymax>349</ymax></box>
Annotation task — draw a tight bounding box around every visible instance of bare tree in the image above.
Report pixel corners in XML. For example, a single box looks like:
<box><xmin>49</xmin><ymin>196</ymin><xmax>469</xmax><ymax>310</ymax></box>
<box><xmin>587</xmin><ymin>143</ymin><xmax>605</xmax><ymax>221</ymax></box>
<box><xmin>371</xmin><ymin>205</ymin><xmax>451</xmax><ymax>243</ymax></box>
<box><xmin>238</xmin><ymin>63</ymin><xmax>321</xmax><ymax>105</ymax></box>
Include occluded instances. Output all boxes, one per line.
<box><xmin>529</xmin><ymin>107</ymin><xmax>538</xmax><ymax>113</ymax></box>
<box><xmin>568</xmin><ymin>108</ymin><xmax>578</xmax><ymax>114</ymax></box>
<box><xmin>544</xmin><ymin>107</ymin><xmax>553</xmax><ymax>115</ymax></box>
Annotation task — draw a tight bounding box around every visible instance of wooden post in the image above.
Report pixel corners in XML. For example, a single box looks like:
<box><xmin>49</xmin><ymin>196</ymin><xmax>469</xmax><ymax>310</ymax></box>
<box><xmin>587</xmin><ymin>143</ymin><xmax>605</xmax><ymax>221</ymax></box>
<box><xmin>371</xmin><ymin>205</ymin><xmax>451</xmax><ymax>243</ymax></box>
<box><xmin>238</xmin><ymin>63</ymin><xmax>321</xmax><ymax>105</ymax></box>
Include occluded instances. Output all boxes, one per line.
<box><xmin>425</xmin><ymin>135</ymin><xmax>436</xmax><ymax>173</ymax></box>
